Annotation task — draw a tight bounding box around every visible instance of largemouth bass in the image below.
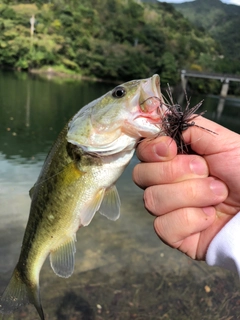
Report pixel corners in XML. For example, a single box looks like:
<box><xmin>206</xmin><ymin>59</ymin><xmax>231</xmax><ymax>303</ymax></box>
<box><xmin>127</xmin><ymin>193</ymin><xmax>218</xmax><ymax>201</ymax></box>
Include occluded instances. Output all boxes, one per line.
<box><xmin>0</xmin><ymin>75</ymin><xmax>167</xmax><ymax>320</ymax></box>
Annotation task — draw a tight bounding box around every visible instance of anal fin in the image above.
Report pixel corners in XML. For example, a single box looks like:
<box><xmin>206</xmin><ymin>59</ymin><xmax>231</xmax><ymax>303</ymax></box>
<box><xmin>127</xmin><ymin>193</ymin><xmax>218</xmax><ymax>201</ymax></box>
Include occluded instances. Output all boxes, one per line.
<box><xmin>49</xmin><ymin>235</ymin><xmax>76</xmax><ymax>278</ymax></box>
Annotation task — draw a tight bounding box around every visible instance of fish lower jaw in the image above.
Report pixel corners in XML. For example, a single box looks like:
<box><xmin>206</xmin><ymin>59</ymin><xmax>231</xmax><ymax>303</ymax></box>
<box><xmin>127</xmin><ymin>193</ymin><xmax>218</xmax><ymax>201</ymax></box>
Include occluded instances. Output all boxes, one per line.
<box><xmin>69</xmin><ymin>134</ymin><xmax>137</xmax><ymax>157</ymax></box>
<box><xmin>126</xmin><ymin>117</ymin><xmax>161</xmax><ymax>137</ymax></box>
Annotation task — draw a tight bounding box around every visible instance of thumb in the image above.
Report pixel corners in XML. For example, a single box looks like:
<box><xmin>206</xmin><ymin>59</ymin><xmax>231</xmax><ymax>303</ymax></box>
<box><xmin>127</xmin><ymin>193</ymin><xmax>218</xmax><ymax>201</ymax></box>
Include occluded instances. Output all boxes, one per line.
<box><xmin>136</xmin><ymin>135</ymin><xmax>178</xmax><ymax>162</ymax></box>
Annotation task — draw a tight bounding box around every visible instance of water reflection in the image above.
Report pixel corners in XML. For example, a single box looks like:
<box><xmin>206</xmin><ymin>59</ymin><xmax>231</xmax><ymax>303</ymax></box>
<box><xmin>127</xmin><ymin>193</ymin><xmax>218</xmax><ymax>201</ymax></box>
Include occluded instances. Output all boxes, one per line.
<box><xmin>1</xmin><ymin>71</ymin><xmax>240</xmax><ymax>319</ymax></box>
<box><xmin>0</xmin><ymin>70</ymin><xmax>114</xmax><ymax>160</ymax></box>
<box><xmin>25</xmin><ymin>83</ymin><xmax>31</xmax><ymax>128</ymax></box>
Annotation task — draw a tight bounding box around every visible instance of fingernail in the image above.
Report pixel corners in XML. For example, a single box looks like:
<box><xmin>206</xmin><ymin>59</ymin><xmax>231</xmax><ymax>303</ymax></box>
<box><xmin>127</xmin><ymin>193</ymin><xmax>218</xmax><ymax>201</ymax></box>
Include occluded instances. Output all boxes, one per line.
<box><xmin>190</xmin><ymin>158</ymin><xmax>208</xmax><ymax>176</ymax></box>
<box><xmin>210</xmin><ymin>179</ymin><xmax>227</xmax><ymax>196</ymax></box>
<box><xmin>153</xmin><ymin>141</ymin><xmax>168</xmax><ymax>157</ymax></box>
<box><xmin>202</xmin><ymin>207</ymin><xmax>215</xmax><ymax>216</ymax></box>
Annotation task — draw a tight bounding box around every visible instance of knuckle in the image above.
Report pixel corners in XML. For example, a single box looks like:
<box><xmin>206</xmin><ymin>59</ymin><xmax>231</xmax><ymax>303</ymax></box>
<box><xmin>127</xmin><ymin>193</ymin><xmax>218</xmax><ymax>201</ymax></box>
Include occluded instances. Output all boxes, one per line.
<box><xmin>157</xmin><ymin>162</ymin><xmax>174</xmax><ymax>183</ymax></box>
<box><xmin>143</xmin><ymin>187</ymin><xmax>156</xmax><ymax>214</ymax></box>
<box><xmin>154</xmin><ymin>215</ymin><xmax>178</xmax><ymax>248</ymax></box>
<box><xmin>154</xmin><ymin>216</ymin><xmax>164</xmax><ymax>237</ymax></box>
<box><xmin>187</xmin><ymin>181</ymin><xmax>198</xmax><ymax>201</ymax></box>
<box><xmin>166</xmin><ymin>163</ymin><xmax>175</xmax><ymax>182</ymax></box>
<box><xmin>132</xmin><ymin>163</ymin><xmax>147</xmax><ymax>188</ymax></box>
<box><xmin>180</xmin><ymin>207</ymin><xmax>191</xmax><ymax>228</ymax></box>
<box><xmin>136</xmin><ymin>140</ymin><xmax>151</xmax><ymax>161</ymax></box>
<box><xmin>132</xmin><ymin>165</ymin><xmax>140</xmax><ymax>184</ymax></box>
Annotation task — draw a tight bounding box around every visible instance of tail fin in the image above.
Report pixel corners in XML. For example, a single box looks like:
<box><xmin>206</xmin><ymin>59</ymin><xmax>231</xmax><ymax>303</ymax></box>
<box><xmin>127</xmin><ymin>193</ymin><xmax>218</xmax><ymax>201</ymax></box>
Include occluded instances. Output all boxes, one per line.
<box><xmin>0</xmin><ymin>268</ymin><xmax>45</xmax><ymax>320</ymax></box>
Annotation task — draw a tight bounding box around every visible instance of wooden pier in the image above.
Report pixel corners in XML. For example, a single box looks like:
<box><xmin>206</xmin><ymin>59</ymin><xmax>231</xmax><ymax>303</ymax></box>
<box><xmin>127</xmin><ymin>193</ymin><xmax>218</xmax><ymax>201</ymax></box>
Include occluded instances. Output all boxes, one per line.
<box><xmin>181</xmin><ymin>70</ymin><xmax>240</xmax><ymax>98</ymax></box>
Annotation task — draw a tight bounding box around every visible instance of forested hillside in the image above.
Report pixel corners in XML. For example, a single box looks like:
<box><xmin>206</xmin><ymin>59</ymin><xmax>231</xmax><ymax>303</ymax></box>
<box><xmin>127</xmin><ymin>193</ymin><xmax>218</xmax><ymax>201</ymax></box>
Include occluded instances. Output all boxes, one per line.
<box><xmin>1</xmin><ymin>0</ymin><xmax>238</xmax><ymax>92</ymax></box>
<box><xmin>173</xmin><ymin>0</ymin><xmax>240</xmax><ymax>72</ymax></box>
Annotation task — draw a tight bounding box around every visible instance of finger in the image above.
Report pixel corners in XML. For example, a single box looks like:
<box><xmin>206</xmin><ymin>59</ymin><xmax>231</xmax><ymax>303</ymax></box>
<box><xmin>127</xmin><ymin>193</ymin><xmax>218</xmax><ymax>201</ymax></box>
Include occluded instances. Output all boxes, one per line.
<box><xmin>136</xmin><ymin>135</ymin><xmax>177</xmax><ymax>162</ymax></box>
<box><xmin>133</xmin><ymin>154</ymin><xmax>209</xmax><ymax>189</ymax></box>
<box><xmin>183</xmin><ymin>116</ymin><xmax>240</xmax><ymax>156</ymax></box>
<box><xmin>153</xmin><ymin>206</ymin><xmax>216</xmax><ymax>259</ymax></box>
<box><xmin>143</xmin><ymin>177</ymin><xmax>228</xmax><ymax>216</ymax></box>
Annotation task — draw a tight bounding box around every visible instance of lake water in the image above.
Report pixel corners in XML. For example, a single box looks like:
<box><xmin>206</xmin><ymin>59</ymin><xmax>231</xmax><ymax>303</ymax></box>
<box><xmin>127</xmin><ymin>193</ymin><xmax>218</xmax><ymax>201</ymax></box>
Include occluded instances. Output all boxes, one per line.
<box><xmin>0</xmin><ymin>70</ymin><xmax>240</xmax><ymax>320</ymax></box>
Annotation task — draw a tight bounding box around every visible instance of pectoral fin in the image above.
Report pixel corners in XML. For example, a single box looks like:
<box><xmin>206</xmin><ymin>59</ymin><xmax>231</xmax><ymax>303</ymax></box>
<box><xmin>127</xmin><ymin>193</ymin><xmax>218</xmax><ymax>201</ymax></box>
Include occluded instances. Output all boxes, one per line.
<box><xmin>80</xmin><ymin>189</ymin><xmax>105</xmax><ymax>226</ymax></box>
<box><xmin>79</xmin><ymin>186</ymin><xmax>121</xmax><ymax>227</ymax></box>
<box><xmin>50</xmin><ymin>235</ymin><xmax>76</xmax><ymax>278</ymax></box>
<box><xmin>98</xmin><ymin>185</ymin><xmax>121</xmax><ymax>221</ymax></box>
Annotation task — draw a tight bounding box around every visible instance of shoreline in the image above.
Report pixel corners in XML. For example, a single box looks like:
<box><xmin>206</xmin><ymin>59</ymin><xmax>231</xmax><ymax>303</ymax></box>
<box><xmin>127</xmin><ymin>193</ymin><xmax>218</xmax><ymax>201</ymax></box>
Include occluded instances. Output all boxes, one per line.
<box><xmin>29</xmin><ymin>67</ymin><xmax>122</xmax><ymax>84</ymax></box>
<box><xmin>1</xmin><ymin>67</ymin><xmax>239</xmax><ymax>99</ymax></box>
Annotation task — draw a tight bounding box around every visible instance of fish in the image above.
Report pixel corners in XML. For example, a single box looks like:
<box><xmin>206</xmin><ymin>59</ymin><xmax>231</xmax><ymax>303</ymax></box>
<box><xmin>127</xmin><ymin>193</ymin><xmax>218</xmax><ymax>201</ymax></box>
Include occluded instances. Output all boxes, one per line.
<box><xmin>0</xmin><ymin>74</ymin><xmax>167</xmax><ymax>320</ymax></box>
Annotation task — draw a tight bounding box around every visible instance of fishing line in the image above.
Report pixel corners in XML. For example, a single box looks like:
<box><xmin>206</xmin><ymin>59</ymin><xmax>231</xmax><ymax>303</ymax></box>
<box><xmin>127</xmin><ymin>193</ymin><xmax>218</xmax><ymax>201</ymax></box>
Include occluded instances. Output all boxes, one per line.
<box><xmin>139</xmin><ymin>96</ymin><xmax>162</xmax><ymax>105</ymax></box>
<box><xmin>29</xmin><ymin>160</ymin><xmax>76</xmax><ymax>191</ymax></box>
<box><xmin>29</xmin><ymin>147</ymin><xmax>103</xmax><ymax>192</ymax></box>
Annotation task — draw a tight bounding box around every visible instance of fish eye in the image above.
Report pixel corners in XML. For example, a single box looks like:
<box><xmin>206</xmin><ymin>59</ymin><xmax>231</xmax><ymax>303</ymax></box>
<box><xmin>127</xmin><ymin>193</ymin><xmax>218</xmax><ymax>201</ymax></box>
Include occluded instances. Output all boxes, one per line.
<box><xmin>112</xmin><ymin>86</ymin><xmax>126</xmax><ymax>98</ymax></box>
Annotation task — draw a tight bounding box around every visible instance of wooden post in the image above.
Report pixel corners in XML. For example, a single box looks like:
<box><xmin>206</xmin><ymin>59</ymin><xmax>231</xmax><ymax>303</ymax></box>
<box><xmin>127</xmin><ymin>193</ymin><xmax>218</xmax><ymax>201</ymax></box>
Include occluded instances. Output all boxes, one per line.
<box><xmin>216</xmin><ymin>97</ymin><xmax>225</xmax><ymax>120</ymax></box>
<box><xmin>220</xmin><ymin>79</ymin><xmax>229</xmax><ymax>98</ymax></box>
<box><xmin>181</xmin><ymin>70</ymin><xmax>188</xmax><ymax>92</ymax></box>
<box><xmin>30</xmin><ymin>14</ymin><xmax>35</xmax><ymax>37</ymax></box>
<box><xmin>178</xmin><ymin>70</ymin><xmax>188</xmax><ymax>104</ymax></box>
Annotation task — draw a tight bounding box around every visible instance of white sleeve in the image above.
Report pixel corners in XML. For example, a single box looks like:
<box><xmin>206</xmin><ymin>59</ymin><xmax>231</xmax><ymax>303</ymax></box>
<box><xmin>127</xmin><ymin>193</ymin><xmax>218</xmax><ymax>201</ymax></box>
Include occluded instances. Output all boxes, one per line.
<box><xmin>206</xmin><ymin>212</ymin><xmax>240</xmax><ymax>276</ymax></box>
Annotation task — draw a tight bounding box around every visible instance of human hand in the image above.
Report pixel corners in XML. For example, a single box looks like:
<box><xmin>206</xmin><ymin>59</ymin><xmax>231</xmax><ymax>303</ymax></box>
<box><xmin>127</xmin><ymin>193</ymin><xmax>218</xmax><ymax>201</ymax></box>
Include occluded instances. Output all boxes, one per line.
<box><xmin>133</xmin><ymin>117</ymin><xmax>240</xmax><ymax>260</ymax></box>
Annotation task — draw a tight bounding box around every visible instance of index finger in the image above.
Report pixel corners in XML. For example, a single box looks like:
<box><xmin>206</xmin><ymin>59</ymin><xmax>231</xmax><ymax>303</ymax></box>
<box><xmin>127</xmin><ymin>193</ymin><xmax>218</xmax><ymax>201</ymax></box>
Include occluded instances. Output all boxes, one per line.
<box><xmin>133</xmin><ymin>154</ymin><xmax>209</xmax><ymax>189</ymax></box>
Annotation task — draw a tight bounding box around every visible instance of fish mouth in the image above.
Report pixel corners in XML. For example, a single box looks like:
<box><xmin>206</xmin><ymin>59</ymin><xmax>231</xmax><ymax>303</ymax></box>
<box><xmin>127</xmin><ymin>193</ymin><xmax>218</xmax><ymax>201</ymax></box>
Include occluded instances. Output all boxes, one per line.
<box><xmin>138</xmin><ymin>74</ymin><xmax>167</xmax><ymax>122</ymax></box>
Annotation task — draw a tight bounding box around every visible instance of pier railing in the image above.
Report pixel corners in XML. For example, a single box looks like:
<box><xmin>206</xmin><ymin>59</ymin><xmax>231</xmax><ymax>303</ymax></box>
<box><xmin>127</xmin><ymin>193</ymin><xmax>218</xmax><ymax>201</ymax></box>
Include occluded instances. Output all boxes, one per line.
<box><xmin>181</xmin><ymin>70</ymin><xmax>240</xmax><ymax>98</ymax></box>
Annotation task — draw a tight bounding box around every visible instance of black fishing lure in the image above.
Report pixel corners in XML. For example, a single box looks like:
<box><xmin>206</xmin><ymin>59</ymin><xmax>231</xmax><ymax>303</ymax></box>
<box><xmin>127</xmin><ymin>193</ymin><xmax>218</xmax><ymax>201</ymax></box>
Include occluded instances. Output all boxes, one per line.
<box><xmin>161</xmin><ymin>89</ymin><xmax>217</xmax><ymax>154</ymax></box>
